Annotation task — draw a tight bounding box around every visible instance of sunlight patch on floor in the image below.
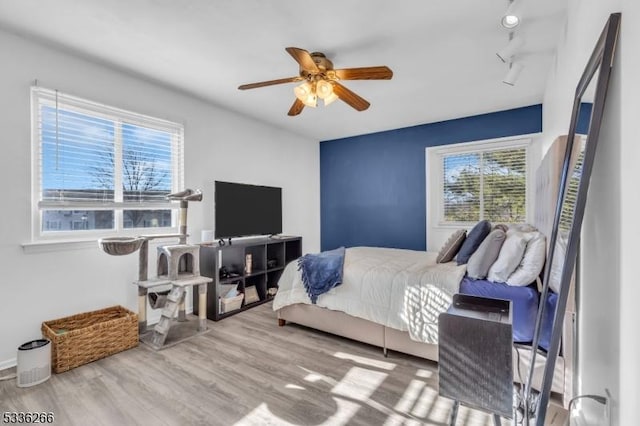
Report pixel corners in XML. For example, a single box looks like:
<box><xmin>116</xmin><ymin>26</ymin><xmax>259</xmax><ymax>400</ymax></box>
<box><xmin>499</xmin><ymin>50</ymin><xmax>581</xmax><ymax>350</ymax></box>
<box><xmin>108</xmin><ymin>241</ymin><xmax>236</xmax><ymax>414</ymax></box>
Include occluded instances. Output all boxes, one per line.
<box><xmin>236</xmin><ymin>349</ymin><xmax>510</xmax><ymax>425</ymax></box>
<box><xmin>394</xmin><ymin>379</ymin><xmax>426</xmax><ymax>413</ymax></box>
<box><xmin>411</xmin><ymin>386</ymin><xmax>439</xmax><ymax>418</ymax></box>
<box><xmin>415</xmin><ymin>369</ymin><xmax>434</xmax><ymax>379</ymax></box>
<box><xmin>383</xmin><ymin>412</ymin><xmax>430</xmax><ymax>426</ymax></box>
<box><xmin>389</xmin><ymin>370</ymin><xmax>459</xmax><ymax>425</ymax></box>
<box><xmin>331</xmin><ymin>366</ymin><xmax>388</xmax><ymax>401</ymax></box>
<box><xmin>299</xmin><ymin>366</ymin><xmax>339</xmax><ymax>386</ymax></box>
<box><xmin>233</xmin><ymin>398</ymin><xmax>361</xmax><ymax>426</ymax></box>
<box><xmin>303</xmin><ymin>372</ymin><xmax>327</xmax><ymax>383</ymax></box>
<box><xmin>284</xmin><ymin>383</ymin><xmax>305</xmax><ymax>390</ymax></box>
<box><xmin>333</xmin><ymin>351</ymin><xmax>397</xmax><ymax>370</ymax></box>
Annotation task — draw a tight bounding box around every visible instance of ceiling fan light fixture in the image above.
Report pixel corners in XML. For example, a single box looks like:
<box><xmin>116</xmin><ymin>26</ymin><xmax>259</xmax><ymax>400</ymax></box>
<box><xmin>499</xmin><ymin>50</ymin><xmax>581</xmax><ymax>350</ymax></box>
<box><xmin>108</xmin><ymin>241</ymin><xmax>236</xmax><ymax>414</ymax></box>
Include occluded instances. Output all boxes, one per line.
<box><xmin>302</xmin><ymin>93</ymin><xmax>318</xmax><ymax>108</ymax></box>
<box><xmin>294</xmin><ymin>81</ymin><xmax>312</xmax><ymax>100</ymax></box>
<box><xmin>294</xmin><ymin>82</ymin><xmax>317</xmax><ymax>107</ymax></box>
<box><xmin>316</xmin><ymin>79</ymin><xmax>334</xmax><ymax>99</ymax></box>
<box><xmin>240</xmin><ymin>47</ymin><xmax>392</xmax><ymax>115</ymax></box>
<box><xmin>323</xmin><ymin>92</ymin><xmax>339</xmax><ymax>106</ymax></box>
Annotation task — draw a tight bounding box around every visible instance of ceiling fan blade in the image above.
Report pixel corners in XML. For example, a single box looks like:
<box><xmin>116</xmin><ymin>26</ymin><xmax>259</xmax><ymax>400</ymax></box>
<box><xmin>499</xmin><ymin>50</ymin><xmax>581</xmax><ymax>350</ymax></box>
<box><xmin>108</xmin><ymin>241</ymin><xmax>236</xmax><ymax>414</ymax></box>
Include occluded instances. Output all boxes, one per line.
<box><xmin>288</xmin><ymin>99</ymin><xmax>305</xmax><ymax>116</ymax></box>
<box><xmin>285</xmin><ymin>47</ymin><xmax>319</xmax><ymax>72</ymax></box>
<box><xmin>332</xmin><ymin>82</ymin><xmax>370</xmax><ymax>111</ymax></box>
<box><xmin>334</xmin><ymin>66</ymin><xmax>393</xmax><ymax>80</ymax></box>
<box><xmin>238</xmin><ymin>77</ymin><xmax>301</xmax><ymax>90</ymax></box>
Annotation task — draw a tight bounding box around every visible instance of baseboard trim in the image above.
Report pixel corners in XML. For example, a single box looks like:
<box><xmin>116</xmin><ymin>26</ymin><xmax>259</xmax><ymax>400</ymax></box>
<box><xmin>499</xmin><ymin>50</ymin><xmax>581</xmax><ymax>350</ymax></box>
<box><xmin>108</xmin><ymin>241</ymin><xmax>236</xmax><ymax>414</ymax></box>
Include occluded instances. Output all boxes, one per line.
<box><xmin>0</xmin><ymin>358</ymin><xmax>17</xmax><ymax>371</ymax></box>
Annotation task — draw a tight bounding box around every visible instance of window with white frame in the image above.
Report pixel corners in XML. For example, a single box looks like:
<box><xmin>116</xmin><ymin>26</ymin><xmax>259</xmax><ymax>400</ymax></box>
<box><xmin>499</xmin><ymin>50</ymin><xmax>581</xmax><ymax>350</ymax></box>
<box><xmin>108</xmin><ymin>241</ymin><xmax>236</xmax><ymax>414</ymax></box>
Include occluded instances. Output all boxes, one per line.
<box><xmin>31</xmin><ymin>87</ymin><xmax>184</xmax><ymax>240</ymax></box>
<box><xmin>430</xmin><ymin>138</ymin><xmax>531</xmax><ymax>226</ymax></box>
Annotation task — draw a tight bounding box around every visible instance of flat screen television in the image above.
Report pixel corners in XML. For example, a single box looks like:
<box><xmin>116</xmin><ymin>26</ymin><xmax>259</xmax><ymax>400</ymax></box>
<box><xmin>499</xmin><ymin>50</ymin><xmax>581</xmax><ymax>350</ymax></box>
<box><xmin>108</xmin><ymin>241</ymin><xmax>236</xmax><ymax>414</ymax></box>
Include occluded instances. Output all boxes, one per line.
<box><xmin>214</xmin><ymin>181</ymin><xmax>282</xmax><ymax>239</ymax></box>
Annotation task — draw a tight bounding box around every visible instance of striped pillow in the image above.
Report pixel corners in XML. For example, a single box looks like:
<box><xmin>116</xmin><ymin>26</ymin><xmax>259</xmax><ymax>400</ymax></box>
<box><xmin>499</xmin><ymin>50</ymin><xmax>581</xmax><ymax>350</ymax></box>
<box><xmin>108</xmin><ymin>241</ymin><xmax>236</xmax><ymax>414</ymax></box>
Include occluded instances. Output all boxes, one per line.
<box><xmin>436</xmin><ymin>229</ymin><xmax>467</xmax><ymax>263</ymax></box>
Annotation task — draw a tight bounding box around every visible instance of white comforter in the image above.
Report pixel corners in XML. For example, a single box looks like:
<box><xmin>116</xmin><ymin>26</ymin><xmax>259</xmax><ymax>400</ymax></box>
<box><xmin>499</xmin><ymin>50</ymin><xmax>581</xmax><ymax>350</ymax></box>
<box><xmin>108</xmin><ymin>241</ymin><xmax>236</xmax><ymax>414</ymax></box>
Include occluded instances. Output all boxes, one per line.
<box><xmin>272</xmin><ymin>246</ymin><xmax>467</xmax><ymax>344</ymax></box>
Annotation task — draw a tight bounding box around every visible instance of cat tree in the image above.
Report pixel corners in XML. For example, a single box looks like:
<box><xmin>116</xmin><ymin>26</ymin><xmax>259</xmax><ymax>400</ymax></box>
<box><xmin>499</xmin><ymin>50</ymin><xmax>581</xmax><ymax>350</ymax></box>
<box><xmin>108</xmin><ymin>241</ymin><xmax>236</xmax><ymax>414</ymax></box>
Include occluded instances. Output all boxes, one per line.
<box><xmin>99</xmin><ymin>189</ymin><xmax>212</xmax><ymax>349</ymax></box>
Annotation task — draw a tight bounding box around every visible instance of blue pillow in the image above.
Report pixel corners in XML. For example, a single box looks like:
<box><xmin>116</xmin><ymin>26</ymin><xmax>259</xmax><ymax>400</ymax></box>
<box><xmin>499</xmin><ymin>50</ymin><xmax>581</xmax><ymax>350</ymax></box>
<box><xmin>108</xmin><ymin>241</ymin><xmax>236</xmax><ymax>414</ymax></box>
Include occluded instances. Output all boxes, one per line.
<box><xmin>456</xmin><ymin>220</ymin><xmax>492</xmax><ymax>265</ymax></box>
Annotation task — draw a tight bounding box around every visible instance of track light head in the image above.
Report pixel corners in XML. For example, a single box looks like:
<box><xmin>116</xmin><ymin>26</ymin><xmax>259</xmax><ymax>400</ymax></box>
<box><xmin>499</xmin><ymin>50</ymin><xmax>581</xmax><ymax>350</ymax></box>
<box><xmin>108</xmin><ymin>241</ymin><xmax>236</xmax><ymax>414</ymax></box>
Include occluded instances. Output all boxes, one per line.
<box><xmin>496</xmin><ymin>36</ymin><xmax>524</xmax><ymax>62</ymax></box>
<box><xmin>503</xmin><ymin>62</ymin><xmax>524</xmax><ymax>86</ymax></box>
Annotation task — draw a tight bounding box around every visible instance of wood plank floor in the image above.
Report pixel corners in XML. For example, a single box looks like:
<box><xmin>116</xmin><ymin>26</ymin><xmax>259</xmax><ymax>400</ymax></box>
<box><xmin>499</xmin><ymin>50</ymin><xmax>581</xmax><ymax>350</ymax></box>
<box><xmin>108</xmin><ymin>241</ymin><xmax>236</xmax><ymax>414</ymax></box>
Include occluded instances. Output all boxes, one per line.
<box><xmin>0</xmin><ymin>303</ymin><xmax>563</xmax><ymax>425</ymax></box>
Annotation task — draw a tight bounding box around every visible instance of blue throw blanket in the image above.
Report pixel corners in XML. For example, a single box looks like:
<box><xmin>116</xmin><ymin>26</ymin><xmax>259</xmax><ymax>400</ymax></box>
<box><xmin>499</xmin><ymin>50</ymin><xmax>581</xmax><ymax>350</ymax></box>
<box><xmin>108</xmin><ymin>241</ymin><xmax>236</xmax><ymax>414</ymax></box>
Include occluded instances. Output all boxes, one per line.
<box><xmin>297</xmin><ymin>247</ymin><xmax>346</xmax><ymax>304</ymax></box>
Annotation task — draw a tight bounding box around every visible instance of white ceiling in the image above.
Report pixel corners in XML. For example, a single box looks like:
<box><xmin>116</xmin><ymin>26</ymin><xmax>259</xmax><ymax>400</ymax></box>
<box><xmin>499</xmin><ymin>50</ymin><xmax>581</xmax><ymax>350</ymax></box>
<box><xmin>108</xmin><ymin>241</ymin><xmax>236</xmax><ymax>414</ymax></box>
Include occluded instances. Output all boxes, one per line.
<box><xmin>0</xmin><ymin>0</ymin><xmax>567</xmax><ymax>141</ymax></box>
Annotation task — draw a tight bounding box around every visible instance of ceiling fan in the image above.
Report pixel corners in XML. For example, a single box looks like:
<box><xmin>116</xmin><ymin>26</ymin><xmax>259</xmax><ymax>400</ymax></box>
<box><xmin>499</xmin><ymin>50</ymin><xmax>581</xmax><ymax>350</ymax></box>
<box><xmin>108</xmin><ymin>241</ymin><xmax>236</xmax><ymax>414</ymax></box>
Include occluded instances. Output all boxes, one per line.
<box><xmin>238</xmin><ymin>47</ymin><xmax>393</xmax><ymax>116</ymax></box>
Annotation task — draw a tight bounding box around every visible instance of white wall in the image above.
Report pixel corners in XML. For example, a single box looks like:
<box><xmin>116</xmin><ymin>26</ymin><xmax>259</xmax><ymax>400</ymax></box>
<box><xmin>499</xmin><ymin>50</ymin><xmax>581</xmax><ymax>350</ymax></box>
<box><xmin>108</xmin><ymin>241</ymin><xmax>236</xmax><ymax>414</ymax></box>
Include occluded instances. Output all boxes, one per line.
<box><xmin>0</xmin><ymin>29</ymin><xmax>320</xmax><ymax>367</ymax></box>
<box><xmin>616</xmin><ymin>1</ymin><xmax>640</xmax><ymax>424</ymax></box>
<box><xmin>542</xmin><ymin>1</ymin><xmax>640</xmax><ymax>424</ymax></box>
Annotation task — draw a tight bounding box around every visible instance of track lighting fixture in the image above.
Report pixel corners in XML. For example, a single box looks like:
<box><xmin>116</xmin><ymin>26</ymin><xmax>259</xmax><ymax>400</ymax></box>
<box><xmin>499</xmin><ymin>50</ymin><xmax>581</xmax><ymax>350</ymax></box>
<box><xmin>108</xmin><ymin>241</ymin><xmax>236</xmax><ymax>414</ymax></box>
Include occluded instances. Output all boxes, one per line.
<box><xmin>503</xmin><ymin>62</ymin><xmax>524</xmax><ymax>86</ymax></box>
<box><xmin>496</xmin><ymin>35</ymin><xmax>524</xmax><ymax>62</ymax></box>
<box><xmin>501</xmin><ymin>0</ymin><xmax>522</xmax><ymax>29</ymax></box>
<box><xmin>496</xmin><ymin>1</ymin><xmax>525</xmax><ymax>85</ymax></box>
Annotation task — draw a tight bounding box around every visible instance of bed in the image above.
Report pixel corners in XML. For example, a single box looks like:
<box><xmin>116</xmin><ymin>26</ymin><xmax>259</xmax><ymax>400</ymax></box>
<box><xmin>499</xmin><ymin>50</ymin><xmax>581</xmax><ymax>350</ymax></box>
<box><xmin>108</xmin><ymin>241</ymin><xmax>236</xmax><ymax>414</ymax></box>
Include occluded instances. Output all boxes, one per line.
<box><xmin>273</xmin><ymin>247</ymin><xmax>466</xmax><ymax>344</ymax></box>
<box><xmin>273</xmin><ymin>250</ymin><xmax>566</xmax><ymax>394</ymax></box>
<box><xmin>273</xmin><ymin>135</ymin><xmax>573</xmax><ymax>402</ymax></box>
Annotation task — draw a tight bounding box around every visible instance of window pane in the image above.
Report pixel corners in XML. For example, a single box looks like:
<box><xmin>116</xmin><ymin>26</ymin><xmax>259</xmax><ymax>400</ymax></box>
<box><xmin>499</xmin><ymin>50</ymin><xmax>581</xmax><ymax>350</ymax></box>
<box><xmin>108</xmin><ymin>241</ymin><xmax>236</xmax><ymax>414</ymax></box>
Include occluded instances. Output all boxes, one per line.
<box><xmin>559</xmin><ymin>140</ymin><xmax>585</xmax><ymax>232</ymax></box>
<box><xmin>34</xmin><ymin>87</ymin><xmax>184</xmax><ymax>240</ymax></box>
<box><xmin>122</xmin><ymin>124</ymin><xmax>173</xmax><ymax>203</ymax></box>
<box><xmin>42</xmin><ymin>210</ymin><xmax>114</xmax><ymax>232</ymax></box>
<box><xmin>41</xmin><ymin>106</ymin><xmax>115</xmax><ymax>203</ymax></box>
<box><xmin>443</xmin><ymin>153</ymin><xmax>481</xmax><ymax>222</ymax></box>
<box><xmin>482</xmin><ymin>148</ymin><xmax>527</xmax><ymax>223</ymax></box>
<box><xmin>123</xmin><ymin>209</ymin><xmax>172</xmax><ymax>229</ymax></box>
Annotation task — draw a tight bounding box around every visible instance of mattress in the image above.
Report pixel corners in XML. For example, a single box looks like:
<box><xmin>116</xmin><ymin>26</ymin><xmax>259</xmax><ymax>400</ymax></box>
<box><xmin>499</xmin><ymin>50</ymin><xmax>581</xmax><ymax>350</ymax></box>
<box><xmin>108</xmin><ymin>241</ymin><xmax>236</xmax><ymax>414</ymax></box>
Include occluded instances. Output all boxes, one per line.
<box><xmin>459</xmin><ymin>277</ymin><xmax>539</xmax><ymax>343</ymax></box>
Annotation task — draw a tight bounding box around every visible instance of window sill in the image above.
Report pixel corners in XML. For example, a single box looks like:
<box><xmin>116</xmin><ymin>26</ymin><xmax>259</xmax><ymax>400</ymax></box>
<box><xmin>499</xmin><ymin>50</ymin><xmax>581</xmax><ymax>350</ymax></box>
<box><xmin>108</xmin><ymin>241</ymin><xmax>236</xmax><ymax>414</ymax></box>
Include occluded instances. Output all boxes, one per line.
<box><xmin>434</xmin><ymin>223</ymin><xmax>474</xmax><ymax>230</ymax></box>
<box><xmin>22</xmin><ymin>234</ymin><xmax>181</xmax><ymax>254</ymax></box>
<box><xmin>22</xmin><ymin>239</ymin><xmax>101</xmax><ymax>254</ymax></box>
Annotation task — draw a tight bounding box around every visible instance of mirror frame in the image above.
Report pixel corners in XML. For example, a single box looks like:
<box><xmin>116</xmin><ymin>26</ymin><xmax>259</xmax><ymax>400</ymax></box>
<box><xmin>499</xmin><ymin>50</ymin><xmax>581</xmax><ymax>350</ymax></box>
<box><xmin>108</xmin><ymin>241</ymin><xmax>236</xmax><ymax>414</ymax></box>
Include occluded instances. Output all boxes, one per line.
<box><xmin>524</xmin><ymin>12</ymin><xmax>621</xmax><ymax>424</ymax></box>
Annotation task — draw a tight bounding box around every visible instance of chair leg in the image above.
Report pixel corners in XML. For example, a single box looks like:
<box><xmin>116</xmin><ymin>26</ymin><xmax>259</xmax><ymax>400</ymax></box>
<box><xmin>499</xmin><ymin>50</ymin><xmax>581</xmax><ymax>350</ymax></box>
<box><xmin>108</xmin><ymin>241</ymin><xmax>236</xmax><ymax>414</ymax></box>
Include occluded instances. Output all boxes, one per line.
<box><xmin>449</xmin><ymin>400</ymin><xmax>459</xmax><ymax>426</ymax></box>
<box><xmin>492</xmin><ymin>413</ymin><xmax>501</xmax><ymax>426</ymax></box>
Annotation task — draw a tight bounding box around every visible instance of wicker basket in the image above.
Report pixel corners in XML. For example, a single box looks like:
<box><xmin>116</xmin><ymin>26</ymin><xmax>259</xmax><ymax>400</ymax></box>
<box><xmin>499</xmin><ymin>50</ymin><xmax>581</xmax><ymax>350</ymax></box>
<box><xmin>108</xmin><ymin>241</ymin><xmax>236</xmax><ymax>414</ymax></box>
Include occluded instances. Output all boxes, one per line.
<box><xmin>42</xmin><ymin>305</ymin><xmax>138</xmax><ymax>373</ymax></box>
<box><xmin>220</xmin><ymin>293</ymin><xmax>244</xmax><ymax>314</ymax></box>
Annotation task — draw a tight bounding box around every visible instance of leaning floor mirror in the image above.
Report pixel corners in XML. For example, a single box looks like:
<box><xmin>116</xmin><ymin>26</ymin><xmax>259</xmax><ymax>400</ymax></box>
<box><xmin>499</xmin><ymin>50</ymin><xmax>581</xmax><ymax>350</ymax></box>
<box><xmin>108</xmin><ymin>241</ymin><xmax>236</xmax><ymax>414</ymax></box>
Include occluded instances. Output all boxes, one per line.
<box><xmin>523</xmin><ymin>12</ymin><xmax>621</xmax><ymax>425</ymax></box>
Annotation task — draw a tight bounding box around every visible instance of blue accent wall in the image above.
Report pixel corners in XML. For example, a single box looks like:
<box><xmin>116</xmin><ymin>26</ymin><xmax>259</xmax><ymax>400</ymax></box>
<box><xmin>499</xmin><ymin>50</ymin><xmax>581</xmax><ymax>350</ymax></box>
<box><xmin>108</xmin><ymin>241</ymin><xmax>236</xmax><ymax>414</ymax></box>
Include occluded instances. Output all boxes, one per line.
<box><xmin>577</xmin><ymin>102</ymin><xmax>593</xmax><ymax>135</ymax></box>
<box><xmin>320</xmin><ymin>105</ymin><xmax>543</xmax><ymax>251</ymax></box>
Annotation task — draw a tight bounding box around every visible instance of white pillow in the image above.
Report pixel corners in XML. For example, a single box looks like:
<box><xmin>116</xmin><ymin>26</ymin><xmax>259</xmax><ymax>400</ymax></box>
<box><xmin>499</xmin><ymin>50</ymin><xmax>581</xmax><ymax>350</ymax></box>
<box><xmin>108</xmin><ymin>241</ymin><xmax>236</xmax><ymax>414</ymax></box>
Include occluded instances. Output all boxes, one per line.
<box><xmin>548</xmin><ymin>231</ymin><xmax>569</xmax><ymax>293</ymax></box>
<box><xmin>507</xmin><ymin>231</ymin><xmax>546</xmax><ymax>286</ymax></box>
<box><xmin>487</xmin><ymin>230</ymin><xmax>529</xmax><ymax>283</ymax></box>
<box><xmin>510</xmin><ymin>223</ymin><xmax>538</xmax><ymax>233</ymax></box>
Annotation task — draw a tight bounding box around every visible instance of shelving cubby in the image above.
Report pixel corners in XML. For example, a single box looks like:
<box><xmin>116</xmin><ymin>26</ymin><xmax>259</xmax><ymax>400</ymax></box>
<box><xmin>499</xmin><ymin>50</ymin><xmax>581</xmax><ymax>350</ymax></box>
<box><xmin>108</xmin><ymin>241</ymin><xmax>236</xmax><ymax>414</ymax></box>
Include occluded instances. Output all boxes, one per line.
<box><xmin>194</xmin><ymin>236</ymin><xmax>302</xmax><ymax>321</ymax></box>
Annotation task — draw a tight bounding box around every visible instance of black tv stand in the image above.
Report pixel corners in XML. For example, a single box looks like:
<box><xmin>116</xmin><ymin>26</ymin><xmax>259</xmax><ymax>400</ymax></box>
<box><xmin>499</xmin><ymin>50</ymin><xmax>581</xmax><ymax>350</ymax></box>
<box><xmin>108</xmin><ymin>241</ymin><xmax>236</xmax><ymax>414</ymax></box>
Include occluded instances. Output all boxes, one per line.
<box><xmin>195</xmin><ymin>236</ymin><xmax>302</xmax><ymax>321</ymax></box>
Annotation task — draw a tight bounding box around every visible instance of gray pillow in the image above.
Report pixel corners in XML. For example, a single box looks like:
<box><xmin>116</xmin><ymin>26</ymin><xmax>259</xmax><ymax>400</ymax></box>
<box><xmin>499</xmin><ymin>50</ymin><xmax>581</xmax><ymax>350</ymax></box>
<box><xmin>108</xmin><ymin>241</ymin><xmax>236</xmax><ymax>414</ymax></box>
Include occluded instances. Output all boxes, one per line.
<box><xmin>456</xmin><ymin>220</ymin><xmax>492</xmax><ymax>265</ymax></box>
<box><xmin>487</xmin><ymin>230</ymin><xmax>530</xmax><ymax>283</ymax></box>
<box><xmin>436</xmin><ymin>229</ymin><xmax>467</xmax><ymax>263</ymax></box>
<box><xmin>467</xmin><ymin>229</ymin><xmax>507</xmax><ymax>279</ymax></box>
<box><xmin>493</xmin><ymin>224</ymin><xmax>509</xmax><ymax>233</ymax></box>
